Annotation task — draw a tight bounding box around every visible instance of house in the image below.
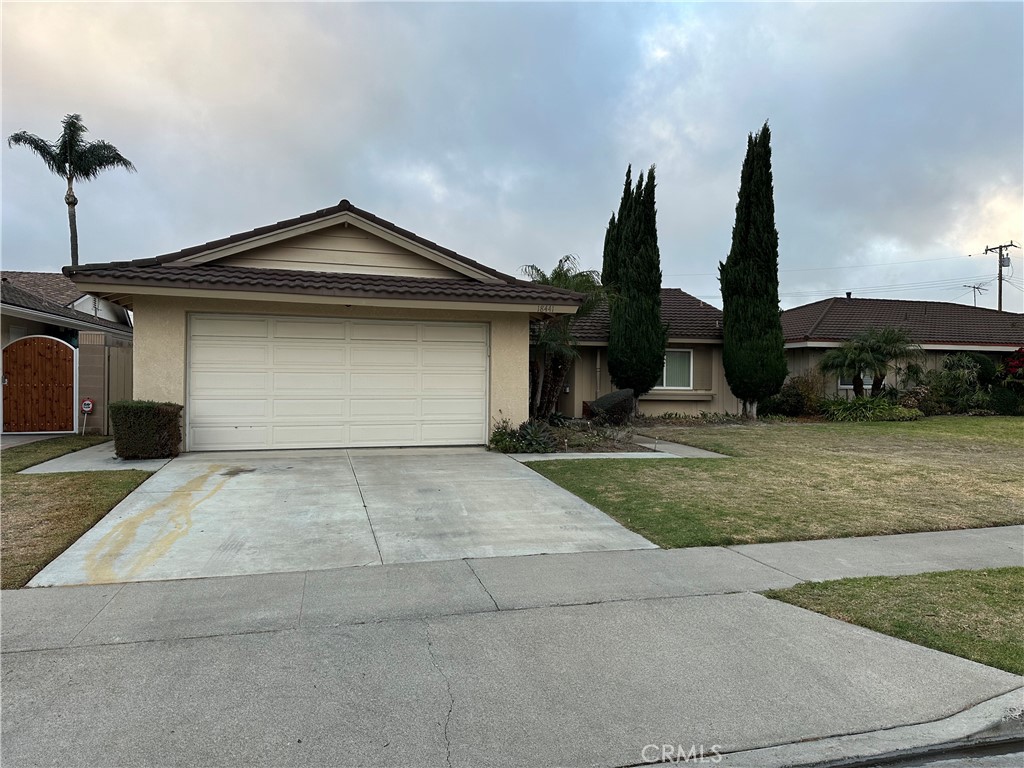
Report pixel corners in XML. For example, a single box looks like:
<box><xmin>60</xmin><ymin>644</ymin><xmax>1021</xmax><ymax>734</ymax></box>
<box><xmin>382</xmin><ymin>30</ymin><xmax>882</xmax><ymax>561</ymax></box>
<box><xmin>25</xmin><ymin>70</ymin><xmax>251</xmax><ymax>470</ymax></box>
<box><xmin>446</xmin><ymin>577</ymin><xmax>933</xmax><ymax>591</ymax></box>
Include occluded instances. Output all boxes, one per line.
<box><xmin>556</xmin><ymin>288</ymin><xmax>742</xmax><ymax>417</ymax></box>
<box><xmin>1</xmin><ymin>272</ymin><xmax>133</xmax><ymax>434</ymax></box>
<box><xmin>781</xmin><ymin>296</ymin><xmax>1024</xmax><ymax>393</ymax></box>
<box><xmin>64</xmin><ymin>199</ymin><xmax>582</xmax><ymax>452</ymax></box>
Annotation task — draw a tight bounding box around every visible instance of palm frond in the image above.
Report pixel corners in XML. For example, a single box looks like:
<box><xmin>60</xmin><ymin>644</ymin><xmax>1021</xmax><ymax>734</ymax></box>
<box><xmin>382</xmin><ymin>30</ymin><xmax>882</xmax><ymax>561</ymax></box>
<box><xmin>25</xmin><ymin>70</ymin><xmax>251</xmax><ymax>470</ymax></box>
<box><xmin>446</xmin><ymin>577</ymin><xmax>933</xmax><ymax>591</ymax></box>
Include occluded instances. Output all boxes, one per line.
<box><xmin>73</xmin><ymin>140</ymin><xmax>137</xmax><ymax>180</ymax></box>
<box><xmin>6</xmin><ymin>131</ymin><xmax>64</xmax><ymax>176</ymax></box>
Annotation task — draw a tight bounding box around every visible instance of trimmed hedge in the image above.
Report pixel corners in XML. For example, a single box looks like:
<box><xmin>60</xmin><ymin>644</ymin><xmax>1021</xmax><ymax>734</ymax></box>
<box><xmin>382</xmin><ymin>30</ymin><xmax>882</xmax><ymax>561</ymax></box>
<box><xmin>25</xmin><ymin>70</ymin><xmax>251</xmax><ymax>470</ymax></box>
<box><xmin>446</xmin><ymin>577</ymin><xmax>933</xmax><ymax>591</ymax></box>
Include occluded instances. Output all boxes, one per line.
<box><xmin>109</xmin><ymin>400</ymin><xmax>183</xmax><ymax>459</ymax></box>
<box><xmin>585</xmin><ymin>388</ymin><xmax>635</xmax><ymax>425</ymax></box>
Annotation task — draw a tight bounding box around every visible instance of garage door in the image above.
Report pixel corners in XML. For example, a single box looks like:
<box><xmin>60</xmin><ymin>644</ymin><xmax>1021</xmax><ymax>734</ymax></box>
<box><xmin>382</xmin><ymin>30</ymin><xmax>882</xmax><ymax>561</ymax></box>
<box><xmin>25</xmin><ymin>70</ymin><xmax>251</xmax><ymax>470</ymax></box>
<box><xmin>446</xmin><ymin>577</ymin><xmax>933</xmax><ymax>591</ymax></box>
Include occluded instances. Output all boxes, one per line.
<box><xmin>188</xmin><ymin>315</ymin><xmax>488</xmax><ymax>450</ymax></box>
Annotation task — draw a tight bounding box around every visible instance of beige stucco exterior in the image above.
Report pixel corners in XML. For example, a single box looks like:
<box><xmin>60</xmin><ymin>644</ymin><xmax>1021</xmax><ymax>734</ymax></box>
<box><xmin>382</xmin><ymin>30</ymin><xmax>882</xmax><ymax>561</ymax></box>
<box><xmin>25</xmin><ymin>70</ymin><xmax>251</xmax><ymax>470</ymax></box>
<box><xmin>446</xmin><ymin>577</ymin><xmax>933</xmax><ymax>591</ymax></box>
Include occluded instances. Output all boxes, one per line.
<box><xmin>558</xmin><ymin>342</ymin><xmax>742</xmax><ymax>417</ymax></box>
<box><xmin>133</xmin><ymin>294</ymin><xmax>529</xmax><ymax>449</ymax></box>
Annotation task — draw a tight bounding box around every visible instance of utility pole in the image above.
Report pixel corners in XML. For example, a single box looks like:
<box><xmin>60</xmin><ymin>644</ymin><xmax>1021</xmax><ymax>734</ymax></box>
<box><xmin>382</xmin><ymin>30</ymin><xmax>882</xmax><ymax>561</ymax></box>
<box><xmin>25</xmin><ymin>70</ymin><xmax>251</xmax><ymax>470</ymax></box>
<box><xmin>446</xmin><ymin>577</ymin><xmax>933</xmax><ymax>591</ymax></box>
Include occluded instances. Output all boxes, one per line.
<box><xmin>983</xmin><ymin>241</ymin><xmax>1019</xmax><ymax>311</ymax></box>
<box><xmin>962</xmin><ymin>283</ymin><xmax>987</xmax><ymax>307</ymax></box>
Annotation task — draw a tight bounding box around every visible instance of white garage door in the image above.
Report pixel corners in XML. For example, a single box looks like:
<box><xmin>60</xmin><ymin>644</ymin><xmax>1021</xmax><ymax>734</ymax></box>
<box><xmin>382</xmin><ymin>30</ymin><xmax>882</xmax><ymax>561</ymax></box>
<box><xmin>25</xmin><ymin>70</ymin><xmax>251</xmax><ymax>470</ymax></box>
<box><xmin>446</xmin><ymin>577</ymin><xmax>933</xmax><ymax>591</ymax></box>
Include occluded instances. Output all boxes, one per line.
<box><xmin>188</xmin><ymin>315</ymin><xmax>488</xmax><ymax>451</ymax></box>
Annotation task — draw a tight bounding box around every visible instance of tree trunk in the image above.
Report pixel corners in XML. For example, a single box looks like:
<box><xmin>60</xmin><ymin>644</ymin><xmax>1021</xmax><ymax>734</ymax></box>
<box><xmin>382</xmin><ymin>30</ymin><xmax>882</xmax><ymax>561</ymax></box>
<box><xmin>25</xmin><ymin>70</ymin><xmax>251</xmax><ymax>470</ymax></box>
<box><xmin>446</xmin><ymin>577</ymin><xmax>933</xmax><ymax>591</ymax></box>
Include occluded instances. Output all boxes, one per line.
<box><xmin>870</xmin><ymin>376</ymin><xmax>884</xmax><ymax>397</ymax></box>
<box><xmin>853</xmin><ymin>375</ymin><xmax>865</xmax><ymax>398</ymax></box>
<box><xmin>531</xmin><ymin>357</ymin><xmax>546</xmax><ymax>418</ymax></box>
<box><xmin>65</xmin><ymin>180</ymin><xmax>79</xmax><ymax>266</ymax></box>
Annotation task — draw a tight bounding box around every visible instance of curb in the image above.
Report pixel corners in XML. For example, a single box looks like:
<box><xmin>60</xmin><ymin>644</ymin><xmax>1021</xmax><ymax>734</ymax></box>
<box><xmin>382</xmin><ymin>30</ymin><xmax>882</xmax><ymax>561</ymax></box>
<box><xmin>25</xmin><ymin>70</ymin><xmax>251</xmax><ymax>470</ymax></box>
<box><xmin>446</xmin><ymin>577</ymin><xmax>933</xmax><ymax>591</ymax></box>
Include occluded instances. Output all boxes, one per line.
<box><xmin>713</xmin><ymin>687</ymin><xmax>1024</xmax><ymax>767</ymax></box>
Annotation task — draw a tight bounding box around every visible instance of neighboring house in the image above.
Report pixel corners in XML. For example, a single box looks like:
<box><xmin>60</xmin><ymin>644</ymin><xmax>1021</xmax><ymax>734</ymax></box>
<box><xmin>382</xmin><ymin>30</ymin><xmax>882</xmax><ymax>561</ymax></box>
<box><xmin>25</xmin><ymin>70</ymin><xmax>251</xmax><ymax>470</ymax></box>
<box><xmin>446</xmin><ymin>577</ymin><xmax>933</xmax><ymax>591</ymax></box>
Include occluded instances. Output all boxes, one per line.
<box><xmin>1</xmin><ymin>272</ymin><xmax>133</xmax><ymax>434</ymax></box>
<box><xmin>556</xmin><ymin>288</ymin><xmax>741</xmax><ymax>417</ymax></box>
<box><xmin>64</xmin><ymin>199</ymin><xmax>582</xmax><ymax>452</ymax></box>
<box><xmin>781</xmin><ymin>296</ymin><xmax>1024</xmax><ymax>394</ymax></box>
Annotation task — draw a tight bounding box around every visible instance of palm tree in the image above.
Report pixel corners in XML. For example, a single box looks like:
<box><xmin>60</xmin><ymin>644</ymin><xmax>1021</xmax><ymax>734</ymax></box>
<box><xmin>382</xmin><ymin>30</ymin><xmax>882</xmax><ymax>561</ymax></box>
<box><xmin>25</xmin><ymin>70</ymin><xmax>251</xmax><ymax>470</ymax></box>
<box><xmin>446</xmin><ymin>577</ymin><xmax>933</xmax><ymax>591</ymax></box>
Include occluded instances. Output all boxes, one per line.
<box><xmin>819</xmin><ymin>327</ymin><xmax>922</xmax><ymax>397</ymax></box>
<box><xmin>522</xmin><ymin>255</ymin><xmax>604</xmax><ymax>418</ymax></box>
<box><xmin>8</xmin><ymin>113</ymin><xmax>136</xmax><ymax>266</ymax></box>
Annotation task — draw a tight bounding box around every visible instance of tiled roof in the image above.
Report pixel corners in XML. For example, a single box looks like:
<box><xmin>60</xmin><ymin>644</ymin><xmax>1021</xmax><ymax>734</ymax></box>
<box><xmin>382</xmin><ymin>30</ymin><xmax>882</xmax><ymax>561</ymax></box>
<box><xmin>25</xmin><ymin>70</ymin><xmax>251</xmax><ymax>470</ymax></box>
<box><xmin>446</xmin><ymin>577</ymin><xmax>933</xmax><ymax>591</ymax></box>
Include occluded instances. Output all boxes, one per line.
<box><xmin>781</xmin><ymin>297</ymin><xmax>1024</xmax><ymax>347</ymax></box>
<box><xmin>2</xmin><ymin>271</ymin><xmax>83</xmax><ymax>306</ymax></box>
<box><xmin>63</xmin><ymin>199</ymin><xmax>584</xmax><ymax>307</ymax></box>
<box><xmin>66</xmin><ymin>264</ymin><xmax>583</xmax><ymax>305</ymax></box>
<box><xmin>571</xmin><ymin>288</ymin><xmax>724</xmax><ymax>342</ymax></box>
<box><xmin>1</xmin><ymin>280</ymin><xmax>133</xmax><ymax>334</ymax></box>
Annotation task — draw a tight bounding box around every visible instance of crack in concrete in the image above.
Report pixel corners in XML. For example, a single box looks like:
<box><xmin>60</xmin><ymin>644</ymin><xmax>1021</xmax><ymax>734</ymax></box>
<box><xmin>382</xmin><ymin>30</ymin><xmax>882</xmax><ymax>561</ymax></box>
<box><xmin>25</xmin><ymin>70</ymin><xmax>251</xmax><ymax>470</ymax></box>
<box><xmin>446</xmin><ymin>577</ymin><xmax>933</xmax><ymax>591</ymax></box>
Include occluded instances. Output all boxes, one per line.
<box><xmin>463</xmin><ymin>559</ymin><xmax>500</xmax><ymax>611</ymax></box>
<box><xmin>422</xmin><ymin>619</ymin><xmax>455</xmax><ymax>768</ymax></box>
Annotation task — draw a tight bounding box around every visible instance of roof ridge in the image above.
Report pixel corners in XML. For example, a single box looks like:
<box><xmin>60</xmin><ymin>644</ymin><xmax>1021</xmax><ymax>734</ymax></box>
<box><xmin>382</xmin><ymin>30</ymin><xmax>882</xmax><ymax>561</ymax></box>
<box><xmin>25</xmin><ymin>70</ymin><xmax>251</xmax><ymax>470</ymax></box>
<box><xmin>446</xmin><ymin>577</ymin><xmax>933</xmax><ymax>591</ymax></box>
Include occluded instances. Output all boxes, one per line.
<box><xmin>804</xmin><ymin>297</ymin><xmax>837</xmax><ymax>338</ymax></box>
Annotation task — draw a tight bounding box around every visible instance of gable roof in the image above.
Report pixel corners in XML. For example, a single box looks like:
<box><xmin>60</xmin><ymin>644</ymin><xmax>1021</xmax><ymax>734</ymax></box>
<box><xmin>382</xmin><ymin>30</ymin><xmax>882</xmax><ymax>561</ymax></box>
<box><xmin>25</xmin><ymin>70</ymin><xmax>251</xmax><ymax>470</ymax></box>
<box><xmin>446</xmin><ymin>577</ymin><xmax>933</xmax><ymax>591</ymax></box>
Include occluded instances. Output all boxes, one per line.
<box><xmin>781</xmin><ymin>297</ymin><xmax>1024</xmax><ymax>348</ymax></box>
<box><xmin>3</xmin><ymin>271</ymin><xmax>83</xmax><ymax>306</ymax></box>
<box><xmin>571</xmin><ymin>288</ymin><xmax>724</xmax><ymax>342</ymax></box>
<box><xmin>63</xmin><ymin>199</ymin><xmax>583</xmax><ymax>309</ymax></box>
<box><xmin>1</xmin><ymin>279</ymin><xmax>133</xmax><ymax>335</ymax></box>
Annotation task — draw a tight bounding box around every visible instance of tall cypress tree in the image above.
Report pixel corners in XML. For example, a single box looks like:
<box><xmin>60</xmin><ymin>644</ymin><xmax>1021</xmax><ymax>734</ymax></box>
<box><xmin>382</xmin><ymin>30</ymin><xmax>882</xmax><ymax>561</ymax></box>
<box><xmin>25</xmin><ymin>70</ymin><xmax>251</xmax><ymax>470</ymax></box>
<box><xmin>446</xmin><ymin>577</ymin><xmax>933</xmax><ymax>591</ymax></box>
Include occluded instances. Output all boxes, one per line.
<box><xmin>605</xmin><ymin>165</ymin><xmax>667</xmax><ymax>401</ymax></box>
<box><xmin>718</xmin><ymin>122</ymin><xmax>787</xmax><ymax>416</ymax></box>
<box><xmin>601</xmin><ymin>165</ymin><xmax>632</xmax><ymax>288</ymax></box>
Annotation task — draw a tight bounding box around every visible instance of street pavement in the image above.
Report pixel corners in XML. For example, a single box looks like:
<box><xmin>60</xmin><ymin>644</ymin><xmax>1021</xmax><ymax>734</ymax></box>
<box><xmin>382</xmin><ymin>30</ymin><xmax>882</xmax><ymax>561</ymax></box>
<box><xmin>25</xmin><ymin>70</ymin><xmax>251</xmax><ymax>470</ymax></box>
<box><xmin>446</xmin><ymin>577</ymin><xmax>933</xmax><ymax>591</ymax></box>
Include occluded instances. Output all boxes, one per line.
<box><xmin>3</xmin><ymin>527</ymin><xmax>1022</xmax><ymax>767</ymax></box>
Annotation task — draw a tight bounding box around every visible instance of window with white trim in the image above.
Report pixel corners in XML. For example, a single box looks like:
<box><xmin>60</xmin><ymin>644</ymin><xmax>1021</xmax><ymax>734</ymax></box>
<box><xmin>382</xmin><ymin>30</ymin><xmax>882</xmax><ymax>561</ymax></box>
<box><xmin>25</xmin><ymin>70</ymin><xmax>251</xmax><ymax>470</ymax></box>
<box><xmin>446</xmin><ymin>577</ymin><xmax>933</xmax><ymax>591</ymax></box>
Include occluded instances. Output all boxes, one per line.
<box><xmin>839</xmin><ymin>369</ymin><xmax>881</xmax><ymax>388</ymax></box>
<box><xmin>655</xmin><ymin>350</ymin><xmax>693</xmax><ymax>389</ymax></box>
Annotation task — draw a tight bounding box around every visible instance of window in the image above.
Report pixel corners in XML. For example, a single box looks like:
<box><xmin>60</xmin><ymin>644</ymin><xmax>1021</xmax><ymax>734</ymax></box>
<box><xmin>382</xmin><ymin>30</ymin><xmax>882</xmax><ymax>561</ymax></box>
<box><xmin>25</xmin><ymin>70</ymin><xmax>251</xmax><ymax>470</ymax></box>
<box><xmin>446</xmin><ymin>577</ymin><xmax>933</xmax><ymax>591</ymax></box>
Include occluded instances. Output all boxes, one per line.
<box><xmin>655</xmin><ymin>350</ymin><xmax>693</xmax><ymax>389</ymax></box>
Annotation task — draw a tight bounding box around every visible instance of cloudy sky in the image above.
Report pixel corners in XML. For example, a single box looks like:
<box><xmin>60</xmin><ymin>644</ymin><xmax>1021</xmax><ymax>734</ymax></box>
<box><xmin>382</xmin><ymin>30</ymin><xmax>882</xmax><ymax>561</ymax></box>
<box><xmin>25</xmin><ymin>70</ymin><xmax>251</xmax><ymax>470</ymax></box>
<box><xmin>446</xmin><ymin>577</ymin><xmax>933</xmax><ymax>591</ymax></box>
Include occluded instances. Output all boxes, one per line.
<box><xmin>3</xmin><ymin>2</ymin><xmax>1022</xmax><ymax>311</ymax></box>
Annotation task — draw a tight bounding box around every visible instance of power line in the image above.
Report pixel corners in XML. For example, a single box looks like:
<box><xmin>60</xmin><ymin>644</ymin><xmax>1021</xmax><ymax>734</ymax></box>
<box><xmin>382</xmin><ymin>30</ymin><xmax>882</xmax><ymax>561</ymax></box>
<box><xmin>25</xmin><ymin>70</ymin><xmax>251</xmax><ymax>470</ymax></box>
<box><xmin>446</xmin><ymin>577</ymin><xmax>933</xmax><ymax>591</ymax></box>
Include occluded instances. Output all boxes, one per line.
<box><xmin>663</xmin><ymin>253</ymin><xmax>973</xmax><ymax>278</ymax></box>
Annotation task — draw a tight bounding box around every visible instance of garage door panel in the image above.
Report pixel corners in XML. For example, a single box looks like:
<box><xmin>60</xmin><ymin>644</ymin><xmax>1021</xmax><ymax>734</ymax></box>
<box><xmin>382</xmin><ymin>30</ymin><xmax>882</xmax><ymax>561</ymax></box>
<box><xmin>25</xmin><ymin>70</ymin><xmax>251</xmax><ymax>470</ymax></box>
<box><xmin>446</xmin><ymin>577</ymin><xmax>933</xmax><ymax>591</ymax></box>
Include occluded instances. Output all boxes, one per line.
<box><xmin>421</xmin><ymin>422</ymin><xmax>487</xmax><ymax>443</ymax></box>
<box><xmin>349</xmin><ymin>346</ymin><xmax>419</xmax><ymax>367</ymax></box>
<box><xmin>192</xmin><ymin>425</ymin><xmax>268</xmax><ymax>450</ymax></box>
<box><xmin>421</xmin><ymin>398</ymin><xmax>486</xmax><ymax>418</ymax></box>
<box><xmin>421</xmin><ymin>346</ymin><xmax>486</xmax><ymax>368</ymax></box>
<box><xmin>193</xmin><ymin>370</ymin><xmax>268</xmax><ymax>393</ymax></box>
<box><xmin>273</xmin><ymin>399</ymin><xmax>346</xmax><ymax>418</ymax></box>
<box><xmin>191</xmin><ymin>342</ymin><xmax>269</xmax><ymax>366</ymax></box>
<box><xmin>192</xmin><ymin>317</ymin><xmax>269</xmax><ymax>338</ymax></box>
<box><xmin>272</xmin><ymin>425</ymin><xmax>348</xmax><ymax>448</ymax></box>
<box><xmin>273</xmin><ymin>319</ymin><xmax>347</xmax><ymax>339</ymax></box>
<box><xmin>189</xmin><ymin>316</ymin><xmax>488</xmax><ymax>450</ymax></box>
<box><xmin>421</xmin><ymin>372</ymin><xmax>486</xmax><ymax>391</ymax></box>
<box><xmin>273</xmin><ymin>345</ymin><xmax>347</xmax><ymax>366</ymax></box>
<box><xmin>350</xmin><ymin>323</ymin><xmax>418</xmax><ymax>341</ymax></box>
<box><xmin>273</xmin><ymin>372</ymin><xmax>347</xmax><ymax>393</ymax></box>
<box><xmin>422</xmin><ymin>324</ymin><xmax>487</xmax><ymax>343</ymax></box>
<box><xmin>349</xmin><ymin>398</ymin><xmax>419</xmax><ymax>418</ymax></box>
<box><xmin>191</xmin><ymin>399</ymin><xmax>268</xmax><ymax>419</ymax></box>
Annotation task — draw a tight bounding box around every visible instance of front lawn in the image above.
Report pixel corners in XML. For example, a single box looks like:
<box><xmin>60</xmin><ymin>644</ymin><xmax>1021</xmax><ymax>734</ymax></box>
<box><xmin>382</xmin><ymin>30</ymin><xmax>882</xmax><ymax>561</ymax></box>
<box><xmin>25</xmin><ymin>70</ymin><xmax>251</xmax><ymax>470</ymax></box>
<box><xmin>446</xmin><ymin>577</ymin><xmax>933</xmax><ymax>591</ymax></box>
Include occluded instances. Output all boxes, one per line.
<box><xmin>0</xmin><ymin>437</ymin><xmax>152</xmax><ymax>589</ymax></box>
<box><xmin>527</xmin><ymin>417</ymin><xmax>1023</xmax><ymax>548</ymax></box>
<box><xmin>764</xmin><ymin>568</ymin><xmax>1024</xmax><ymax>675</ymax></box>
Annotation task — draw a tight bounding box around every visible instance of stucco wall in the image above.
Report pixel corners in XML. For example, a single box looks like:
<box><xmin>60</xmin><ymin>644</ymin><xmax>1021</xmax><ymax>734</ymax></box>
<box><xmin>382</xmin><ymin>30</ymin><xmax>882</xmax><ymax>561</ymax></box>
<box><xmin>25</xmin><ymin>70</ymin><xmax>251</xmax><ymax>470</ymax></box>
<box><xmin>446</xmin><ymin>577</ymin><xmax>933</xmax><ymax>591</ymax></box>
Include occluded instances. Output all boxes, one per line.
<box><xmin>0</xmin><ymin>317</ymin><xmax>47</xmax><ymax>347</ymax></box>
<box><xmin>558</xmin><ymin>342</ymin><xmax>741</xmax><ymax>417</ymax></box>
<box><xmin>132</xmin><ymin>295</ymin><xmax>529</xmax><ymax>447</ymax></box>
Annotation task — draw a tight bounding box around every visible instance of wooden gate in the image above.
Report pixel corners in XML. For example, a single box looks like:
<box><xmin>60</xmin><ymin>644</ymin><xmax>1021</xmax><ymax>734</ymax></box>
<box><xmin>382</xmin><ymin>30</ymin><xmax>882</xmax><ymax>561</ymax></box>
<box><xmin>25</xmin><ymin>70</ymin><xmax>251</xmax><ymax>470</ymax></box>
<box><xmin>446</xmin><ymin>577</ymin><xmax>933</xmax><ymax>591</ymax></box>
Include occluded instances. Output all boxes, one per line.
<box><xmin>2</xmin><ymin>336</ymin><xmax>76</xmax><ymax>432</ymax></box>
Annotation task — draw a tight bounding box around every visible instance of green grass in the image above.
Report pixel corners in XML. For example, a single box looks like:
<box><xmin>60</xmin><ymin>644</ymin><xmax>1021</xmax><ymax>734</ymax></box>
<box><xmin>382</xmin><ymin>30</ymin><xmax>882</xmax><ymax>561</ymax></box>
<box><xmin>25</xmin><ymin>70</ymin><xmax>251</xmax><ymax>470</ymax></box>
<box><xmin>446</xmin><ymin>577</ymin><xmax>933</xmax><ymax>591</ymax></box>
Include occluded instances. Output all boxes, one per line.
<box><xmin>528</xmin><ymin>416</ymin><xmax>1024</xmax><ymax>548</ymax></box>
<box><xmin>765</xmin><ymin>568</ymin><xmax>1024</xmax><ymax>675</ymax></box>
<box><xmin>1</xmin><ymin>436</ymin><xmax>151</xmax><ymax>589</ymax></box>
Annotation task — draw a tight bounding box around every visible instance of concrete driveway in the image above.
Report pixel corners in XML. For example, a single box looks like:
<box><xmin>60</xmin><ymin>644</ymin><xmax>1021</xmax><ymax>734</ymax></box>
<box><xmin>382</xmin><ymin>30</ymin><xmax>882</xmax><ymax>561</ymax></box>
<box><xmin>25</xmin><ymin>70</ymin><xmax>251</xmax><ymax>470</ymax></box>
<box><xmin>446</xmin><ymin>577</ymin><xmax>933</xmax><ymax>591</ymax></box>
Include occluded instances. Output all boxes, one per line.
<box><xmin>29</xmin><ymin>447</ymin><xmax>654</xmax><ymax>586</ymax></box>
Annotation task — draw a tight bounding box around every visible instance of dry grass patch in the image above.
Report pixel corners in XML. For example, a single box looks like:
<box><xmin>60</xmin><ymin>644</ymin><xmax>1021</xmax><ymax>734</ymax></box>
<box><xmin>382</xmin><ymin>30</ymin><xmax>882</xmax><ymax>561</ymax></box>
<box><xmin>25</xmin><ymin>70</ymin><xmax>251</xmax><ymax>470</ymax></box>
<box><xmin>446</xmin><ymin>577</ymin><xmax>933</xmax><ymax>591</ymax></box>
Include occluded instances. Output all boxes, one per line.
<box><xmin>528</xmin><ymin>417</ymin><xmax>1023</xmax><ymax>547</ymax></box>
<box><xmin>1</xmin><ymin>437</ymin><xmax>151</xmax><ymax>588</ymax></box>
<box><xmin>765</xmin><ymin>568</ymin><xmax>1024</xmax><ymax>675</ymax></box>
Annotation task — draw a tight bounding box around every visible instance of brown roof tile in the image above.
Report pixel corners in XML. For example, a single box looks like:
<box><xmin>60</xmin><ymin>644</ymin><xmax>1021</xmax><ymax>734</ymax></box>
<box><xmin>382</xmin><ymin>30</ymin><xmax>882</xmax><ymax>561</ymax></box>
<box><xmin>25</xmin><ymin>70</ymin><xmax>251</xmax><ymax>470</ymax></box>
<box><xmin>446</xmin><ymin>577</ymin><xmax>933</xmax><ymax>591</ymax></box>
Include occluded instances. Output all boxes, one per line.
<box><xmin>68</xmin><ymin>264</ymin><xmax>583</xmax><ymax>306</ymax></box>
<box><xmin>571</xmin><ymin>288</ymin><xmax>723</xmax><ymax>342</ymax></box>
<box><xmin>2</xmin><ymin>271</ymin><xmax>83</xmax><ymax>306</ymax></box>
<box><xmin>1</xmin><ymin>279</ymin><xmax>133</xmax><ymax>334</ymax></box>
<box><xmin>781</xmin><ymin>297</ymin><xmax>1024</xmax><ymax>347</ymax></box>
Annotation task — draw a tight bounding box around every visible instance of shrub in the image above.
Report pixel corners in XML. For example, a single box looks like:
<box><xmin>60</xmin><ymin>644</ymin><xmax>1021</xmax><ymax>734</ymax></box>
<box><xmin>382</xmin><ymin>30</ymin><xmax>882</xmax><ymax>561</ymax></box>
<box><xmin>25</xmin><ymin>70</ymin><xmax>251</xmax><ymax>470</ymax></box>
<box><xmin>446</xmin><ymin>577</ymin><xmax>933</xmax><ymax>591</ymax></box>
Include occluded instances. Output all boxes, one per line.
<box><xmin>821</xmin><ymin>396</ymin><xmax>922</xmax><ymax>422</ymax></box>
<box><xmin>585</xmin><ymin>388</ymin><xmax>635</xmax><ymax>425</ymax></box>
<box><xmin>488</xmin><ymin>418</ymin><xmax>557</xmax><ymax>453</ymax></box>
<box><xmin>759</xmin><ymin>380</ymin><xmax>805</xmax><ymax>417</ymax></box>
<box><xmin>990</xmin><ymin>387</ymin><xmax>1023</xmax><ymax>416</ymax></box>
<box><xmin>964</xmin><ymin>352</ymin><xmax>998</xmax><ymax>388</ymax></box>
<box><xmin>109</xmin><ymin>400</ymin><xmax>183</xmax><ymax>459</ymax></box>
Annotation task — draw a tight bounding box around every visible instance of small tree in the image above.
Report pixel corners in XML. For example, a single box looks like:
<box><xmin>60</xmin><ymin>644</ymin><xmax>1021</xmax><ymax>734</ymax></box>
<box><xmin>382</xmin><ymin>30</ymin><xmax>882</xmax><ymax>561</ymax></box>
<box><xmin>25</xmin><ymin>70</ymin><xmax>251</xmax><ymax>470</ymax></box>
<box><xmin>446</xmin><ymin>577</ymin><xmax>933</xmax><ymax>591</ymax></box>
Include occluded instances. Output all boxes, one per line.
<box><xmin>604</xmin><ymin>165</ymin><xmax>667</xmax><ymax>402</ymax></box>
<box><xmin>523</xmin><ymin>255</ymin><xmax>604</xmax><ymax>418</ymax></box>
<box><xmin>8</xmin><ymin>114</ymin><xmax>136</xmax><ymax>266</ymax></box>
<box><xmin>819</xmin><ymin>327</ymin><xmax>922</xmax><ymax>397</ymax></box>
<box><xmin>819</xmin><ymin>341</ymin><xmax>876</xmax><ymax>398</ymax></box>
<box><xmin>719</xmin><ymin>122</ymin><xmax>787</xmax><ymax>416</ymax></box>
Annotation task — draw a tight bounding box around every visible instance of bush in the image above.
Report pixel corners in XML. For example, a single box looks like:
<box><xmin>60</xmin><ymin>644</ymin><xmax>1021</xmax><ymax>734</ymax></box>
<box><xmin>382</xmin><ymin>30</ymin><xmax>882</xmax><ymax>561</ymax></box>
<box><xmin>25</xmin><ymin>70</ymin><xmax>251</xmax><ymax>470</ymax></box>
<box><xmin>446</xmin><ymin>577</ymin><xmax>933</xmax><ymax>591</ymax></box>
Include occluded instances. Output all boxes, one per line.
<box><xmin>488</xmin><ymin>418</ymin><xmax>556</xmax><ymax>453</ymax></box>
<box><xmin>585</xmin><ymin>389</ymin><xmax>635</xmax><ymax>425</ymax></box>
<box><xmin>990</xmin><ymin>387</ymin><xmax>1023</xmax><ymax>416</ymax></box>
<box><xmin>964</xmin><ymin>352</ymin><xmax>998</xmax><ymax>388</ymax></box>
<box><xmin>109</xmin><ymin>400</ymin><xmax>183</xmax><ymax>459</ymax></box>
<box><xmin>821</xmin><ymin>396</ymin><xmax>922</xmax><ymax>422</ymax></box>
<box><xmin>759</xmin><ymin>380</ymin><xmax>806</xmax><ymax>417</ymax></box>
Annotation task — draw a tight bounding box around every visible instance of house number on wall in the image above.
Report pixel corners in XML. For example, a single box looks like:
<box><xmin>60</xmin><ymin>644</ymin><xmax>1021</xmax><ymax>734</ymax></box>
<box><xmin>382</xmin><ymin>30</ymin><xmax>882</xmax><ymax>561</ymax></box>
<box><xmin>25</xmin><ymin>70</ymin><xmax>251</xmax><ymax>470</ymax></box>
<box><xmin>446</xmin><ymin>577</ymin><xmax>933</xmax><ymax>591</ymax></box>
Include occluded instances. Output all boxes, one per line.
<box><xmin>536</xmin><ymin>305</ymin><xmax>555</xmax><ymax>313</ymax></box>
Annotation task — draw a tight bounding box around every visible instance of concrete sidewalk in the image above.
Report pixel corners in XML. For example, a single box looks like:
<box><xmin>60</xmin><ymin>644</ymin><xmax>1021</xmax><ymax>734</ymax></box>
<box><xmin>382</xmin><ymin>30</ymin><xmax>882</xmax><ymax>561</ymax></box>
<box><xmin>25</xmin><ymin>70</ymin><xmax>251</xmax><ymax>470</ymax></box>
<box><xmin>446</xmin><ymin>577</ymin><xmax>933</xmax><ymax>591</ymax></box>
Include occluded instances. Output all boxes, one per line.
<box><xmin>2</xmin><ymin>527</ymin><xmax>1021</xmax><ymax>767</ymax></box>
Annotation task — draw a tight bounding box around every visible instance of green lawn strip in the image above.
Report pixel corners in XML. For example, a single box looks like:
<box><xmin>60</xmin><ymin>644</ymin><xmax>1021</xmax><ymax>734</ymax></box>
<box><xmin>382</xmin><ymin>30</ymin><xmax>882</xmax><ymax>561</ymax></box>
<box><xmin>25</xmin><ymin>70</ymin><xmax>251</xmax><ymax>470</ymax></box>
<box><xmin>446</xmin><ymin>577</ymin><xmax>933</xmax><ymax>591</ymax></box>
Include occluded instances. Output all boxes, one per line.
<box><xmin>1</xmin><ymin>436</ymin><xmax>152</xmax><ymax>589</ymax></box>
<box><xmin>527</xmin><ymin>417</ymin><xmax>1024</xmax><ymax>548</ymax></box>
<box><xmin>764</xmin><ymin>568</ymin><xmax>1024</xmax><ymax>675</ymax></box>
